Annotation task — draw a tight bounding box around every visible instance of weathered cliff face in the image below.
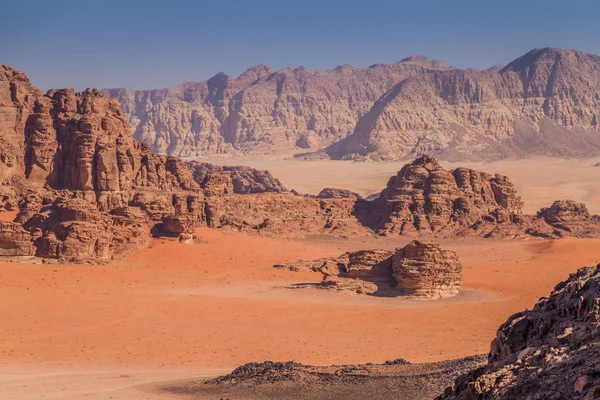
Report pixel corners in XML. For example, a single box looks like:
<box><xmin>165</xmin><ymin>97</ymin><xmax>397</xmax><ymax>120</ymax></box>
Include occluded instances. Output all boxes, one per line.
<box><xmin>0</xmin><ymin>68</ymin><xmax>306</xmax><ymax>262</ymax></box>
<box><xmin>204</xmin><ymin>193</ymin><xmax>371</xmax><ymax>237</ymax></box>
<box><xmin>0</xmin><ymin>65</ymin><xmax>41</xmax><ymax>189</ymax></box>
<box><xmin>355</xmin><ymin>155</ymin><xmax>600</xmax><ymax>239</ymax></box>
<box><xmin>104</xmin><ymin>57</ymin><xmax>452</xmax><ymax>157</ymax></box>
<box><xmin>187</xmin><ymin>162</ymin><xmax>286</xmax><ymax>194</ymax></box>
<box><xmin>356</xmin><ymin>155</ymin><xmax>531</xmax><ymax>237</ymax></box>
<box><xmin>440</xmin><ymin>265</ymin><xmax>600</xmax><ymax>400</ymax></box>
<box><xmin>326</xmin><ymin>48</ymin><xmax>600</xmax><ymax>161</ymax></box>
<box><xmin>537</xmin><ymin>200</ymin><xmax>600</xmax><ymax>237</ymax></box>
<box><xmin>22</xmin><ymin>88</ymin><xmax>199</xmax><ymax>211</ymax></box>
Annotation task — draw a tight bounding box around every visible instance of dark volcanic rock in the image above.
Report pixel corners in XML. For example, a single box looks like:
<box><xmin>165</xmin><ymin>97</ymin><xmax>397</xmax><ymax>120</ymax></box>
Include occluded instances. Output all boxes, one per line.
<box><xmin>440</xmin><ymin>265</ymin><xmax>600</xmax><ymax>400</ymax></box>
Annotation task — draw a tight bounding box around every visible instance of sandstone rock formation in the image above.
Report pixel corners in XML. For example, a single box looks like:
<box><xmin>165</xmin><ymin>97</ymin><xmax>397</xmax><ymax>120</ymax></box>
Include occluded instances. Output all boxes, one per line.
<box><xmin>188</xmin><ymin>162</ymin><xmax>286</xmax><ymax>194</ymax></box>
<box><xmin>19</xmin><ymin>197</ymin><xmax>150</xmax><ymax>263</ymax></box>
<box><xmin>0</xmin><ymin>65</ymin><xmax>330</xmax><ymax>262</ymax></box>
<box><xmin>325</xmin><ymin>48</ymin><xmax>600</xmax><ymax>161</ymax></box>
<box><xmin>537</xmin><ymin>200</ymin><xmax>600</xmax><ymax>237</ymax></box>
<box><xmin>355</xmin><ymin>155</ymin><xmax>557</xmax><ymax>238</ymax></box>
<box><xmin>278</xmin><ymin>241</ymin><xmax>463</xmax><ymax>299</ymax></box>
<box><xmin>317</xmin><ymin>187</ymin><xmax>361</xmax><ymax>199</ymax></box>
<box><xmin>5</xmin><ymin>64</ymin><xmax>600</xmax><ymax>263</ymax></box>
<box><xmin>440</xmin><ymin>264</ymin><xmax>600</xmax><ymax>400</ymax></box>
<box><xmin>0</xmin><ymin>220</ymin><xmax>34</xmax><ymax>256</ymax></box>
<box><xmin>205</xmin><ymin>193</ymin><xmax>371</xmax><ymax>237</ymax></box>
<box><xmin>392</xmin><ymin>241</ymin><xmax>462</xmax><ymax>299</ymax></box>
<box><xmin>104</xmin><ymin>58</ymin><xmax>452</xmax><ymax>157</ymax></box>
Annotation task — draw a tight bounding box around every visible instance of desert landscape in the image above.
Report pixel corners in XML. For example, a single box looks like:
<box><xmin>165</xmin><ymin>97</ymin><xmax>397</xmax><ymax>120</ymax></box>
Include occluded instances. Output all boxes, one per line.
<box><xmin>2</xmin><ymin>3</ymin><xmax>600</xmax><ymax>398</ymax></box>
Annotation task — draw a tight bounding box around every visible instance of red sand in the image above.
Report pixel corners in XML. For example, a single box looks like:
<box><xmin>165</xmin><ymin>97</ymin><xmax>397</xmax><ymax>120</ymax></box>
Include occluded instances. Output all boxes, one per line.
<box><xmin>1</xmin><ymin>228</ymin><xmax>599</xmax><ymax>372</ymax></box>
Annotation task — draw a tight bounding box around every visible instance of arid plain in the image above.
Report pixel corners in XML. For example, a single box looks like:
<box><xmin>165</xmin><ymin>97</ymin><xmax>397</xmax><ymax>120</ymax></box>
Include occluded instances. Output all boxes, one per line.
<box><xmin>2</xmin><ymin>157</ymin><xmax>600</xmax><ymax>399</ymax></box>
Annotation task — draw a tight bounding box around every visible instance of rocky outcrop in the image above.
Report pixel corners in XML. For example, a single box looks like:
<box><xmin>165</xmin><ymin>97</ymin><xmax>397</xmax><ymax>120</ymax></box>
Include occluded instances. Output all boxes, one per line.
<box><xmin>169</xmin><ymin>356</ymin><xmax>486</xmax><ymax>400</ymax></box>
<box><xmin>0</xmin><ymin>221</ymin><xmax>34</xmax><ymax>256</ymax></box>
<box><xmin>0</xmin><ymin>65</ymin><xmax>42</xmax><ymax>183</ymax></box>
<box><xmin>538</xmin><ymin>200</ymin><xmax>600</xmax><ymax>237</ymax></box>
<box><xmin>317</xmin><ymin>187</ymin><xmax>361</xmax><ymax>199</ymax></box>
<box><xmin>205</xmin><ymin>193</ymin><xmax>371</xmax><ymax>237</ymax></box>
<box><xmin>22</xmin><ymin>88</ymin><xmax>199</xmax><ymax>211</ymax></box>
<box><xmin>355</xmin><ymin>155</ymin><xmax>558</xmax><ymax>238</ymax></box>
<box><xmin>0</xmin><ymin>69</ymin><xmax>313</xmax><ymax>262</ymax></box>
<box><xmin>201</xmin><ymin>173</ymin><xmax>233</xmax><ymax>197</ymax></box>
<box><xmin>440</xmin><ymin>264</ymin><xmax>600</xmax><ymax>400</ymax></box>
<box><xmin>325</xmin><ymin>48</ymin><xmax>600</xmax><ymax>161</ymax></box>
<box><xmin>17</xmin><ymin>196</ymin><xmax>150</xmax><ymax>263</ymax></box>
<box><xmin>188</xmin><ymin>162</ymin><xmax>286</xmax><ymax>194</ymax></box>
<box><xmin>392</xmin><ymin>241</ymin><xmax>462</xmax><ymax>299</ymax></box>
<box><xmin>278</xmin><ymin>241</ymin><xmax>462</xmax><ymax>299</ymax></box>
<box><xmin>104</xmin><ymin>58</ymin><xmax>452</xmax><ymax>157</ymax></box>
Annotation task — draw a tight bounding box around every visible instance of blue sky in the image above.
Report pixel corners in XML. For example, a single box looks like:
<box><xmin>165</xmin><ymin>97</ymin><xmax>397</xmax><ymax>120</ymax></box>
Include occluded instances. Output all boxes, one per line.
<box><xmin>2</xmin><ymin>0</ymin><xmax>599</xmax><ymax>90</ymax></box>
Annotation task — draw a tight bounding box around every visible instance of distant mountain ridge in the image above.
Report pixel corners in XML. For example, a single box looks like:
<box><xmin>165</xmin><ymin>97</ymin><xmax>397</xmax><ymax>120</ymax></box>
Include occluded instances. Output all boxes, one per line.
<box><xmin>325</xmin><ymin>48</ymin><xmax>600</xmax><ymax>160</ymax></box>
<box><xmin>106</xmin><ymin>48</ymin><xmax>600</xmax><ymax>161</ymax></box>
<box><xmin>104</xmin><ymin>56</ymin><xmax>453</xmax><ymax>157</ymax></box>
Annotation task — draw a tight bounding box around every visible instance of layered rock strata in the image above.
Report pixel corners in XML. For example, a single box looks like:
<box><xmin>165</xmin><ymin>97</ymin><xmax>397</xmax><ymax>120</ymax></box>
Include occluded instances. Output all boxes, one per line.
<box><xmin>105</xmin><ymin>57</ymin><xmax>452</xmax><ymax>157</ymax></box>
<box><xmin>355</xmin><ymin>155</ymin><xmax>582</xmax><ymax>238</ymax></box>
<box><xmin>326</xmin><ymin>48</ymin><xmax>600</xmax><ymax>161</ymax></box>
<box><xmin>277</xmin><ymin>241</ymin><xmax>463</xmax><ymax>299</ymax></box>
<box><xmin>392</xmin><ymin>241</ymin><xmax>462</xmax><ymax>299</ymax></box>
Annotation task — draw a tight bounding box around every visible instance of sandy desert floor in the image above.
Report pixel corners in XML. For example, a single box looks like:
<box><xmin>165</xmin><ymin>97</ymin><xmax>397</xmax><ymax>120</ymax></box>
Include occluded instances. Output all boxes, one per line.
<box><xmin>2</xmin><ymin>156</ymin><xmax>600</xmax><ymax>399</ymax></box>
<box><xmin>197</xmin><ymin>155</ymin><xmax>600</xmax><ymax>213</ymax></box>
<box><xmin>1</xmin><ymin>227</ymin><xmax>600</xmax><ymax>399</ymax></box>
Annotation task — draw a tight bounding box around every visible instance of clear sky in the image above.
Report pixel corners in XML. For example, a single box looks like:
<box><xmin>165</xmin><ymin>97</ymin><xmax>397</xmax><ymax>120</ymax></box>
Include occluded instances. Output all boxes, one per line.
<box><xmin>2</xmin><ymin>0</ymin><xmax>600</xmax><ymax>91</ymax></box>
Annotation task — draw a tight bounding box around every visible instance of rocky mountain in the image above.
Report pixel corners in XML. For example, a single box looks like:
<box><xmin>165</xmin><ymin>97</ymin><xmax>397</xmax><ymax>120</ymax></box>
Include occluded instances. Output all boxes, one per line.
<box><xmin>355</xmin><ymin>156</ymin><xmax>552</xmax><ymax>238</ymax></box>
<box><xmin>326</xmin><ymin>48</ymin><xmax>600</xmax><ymax>160</ymax></box>
<box><xmin>0</xmin><ymin>66</ymin><xmax>296</xmax><ymax>262</ymax></box>
<box><xmin>104</xmin><ymin>57</ymin><xmax>452</xmax><ymax>157</ymax></box>
<box><xmin>4</xmin><ymin>64</ymin><xmax>600</xmax><ymax>263</ymax></box>
<box><xmin>187</xmin><ymin>162</ymin><xmax>286</xmax><ymax>194</ymax></box>
<box><xmin>440</xmin><ymin>264</ymin><xmax>600</xmax><ymax>400</ymax></box>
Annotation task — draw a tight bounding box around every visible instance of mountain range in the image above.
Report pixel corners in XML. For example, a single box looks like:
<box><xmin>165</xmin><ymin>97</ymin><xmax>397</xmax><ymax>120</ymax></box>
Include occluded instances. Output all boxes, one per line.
<box><xmin>105</xmin><ymin>48</ymin><xmax>600</xmax><ymax>161</ymax></box>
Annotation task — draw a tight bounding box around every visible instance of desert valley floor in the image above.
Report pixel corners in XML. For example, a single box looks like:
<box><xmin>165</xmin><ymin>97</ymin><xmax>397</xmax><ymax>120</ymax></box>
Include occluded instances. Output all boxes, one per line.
<box><xmin>1</xmin><ymin>157</ymin><xmax>600</xmax><ymax>399</ymax></box>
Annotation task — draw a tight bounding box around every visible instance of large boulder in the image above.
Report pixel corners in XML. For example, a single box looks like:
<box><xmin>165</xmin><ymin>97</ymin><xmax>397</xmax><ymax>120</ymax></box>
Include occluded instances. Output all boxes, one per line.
<box><xmin>392</xmin><ymin>241</ymin><xmax>462</xmax><ymax>299</ymax></box>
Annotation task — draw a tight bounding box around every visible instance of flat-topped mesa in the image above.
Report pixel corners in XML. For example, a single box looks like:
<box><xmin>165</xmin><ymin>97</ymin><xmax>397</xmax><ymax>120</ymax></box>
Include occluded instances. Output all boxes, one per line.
<box><xmin>359</xmin><ymin>155</ymin><xmax>526</xmax><ymax>236</ymax></box>
<box><xmin>392</xmin><ymin>241</ymin><xmax>462</xmax><ymax>299</ymax></box>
